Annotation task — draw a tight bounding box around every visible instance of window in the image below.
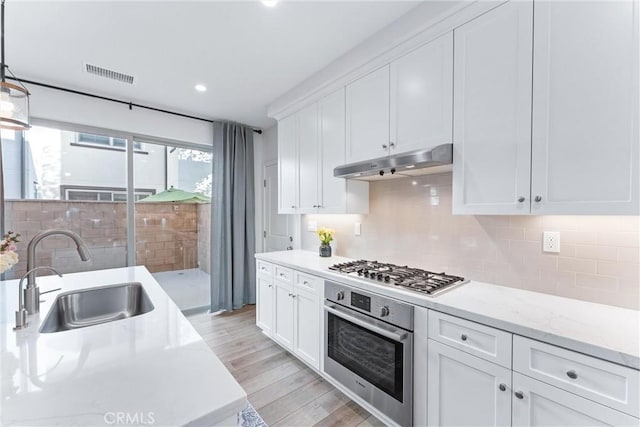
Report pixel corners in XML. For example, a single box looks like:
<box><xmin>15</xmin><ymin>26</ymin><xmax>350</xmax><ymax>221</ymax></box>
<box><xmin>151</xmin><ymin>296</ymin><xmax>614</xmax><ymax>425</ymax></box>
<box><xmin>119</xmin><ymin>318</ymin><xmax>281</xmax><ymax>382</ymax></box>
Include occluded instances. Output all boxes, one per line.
<box><xmin>77</xmin><ymin>132</ymin><xmax>142</xmax><ymax>150</ymax></box>
<box><xmin>62</xmin><ymin>186</ymin><xmax>155</xmax><ymax>202</ymax></box>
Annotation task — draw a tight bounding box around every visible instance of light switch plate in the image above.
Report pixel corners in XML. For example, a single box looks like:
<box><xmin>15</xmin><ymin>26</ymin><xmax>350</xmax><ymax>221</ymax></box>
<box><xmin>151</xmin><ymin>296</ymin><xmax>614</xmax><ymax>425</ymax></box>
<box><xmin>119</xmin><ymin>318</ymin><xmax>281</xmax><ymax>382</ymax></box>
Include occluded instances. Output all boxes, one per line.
<box><xmin>307</xmin><ymin>221</ymin><xmax>317</xmax><ymax>232</ymax></box>
<box><xmin>543</xmin><ymin>231</ymin><xmax>561</xmax><ymax>253</ymax></box>
<box><xmin>354</xmin><ymin>222</ymin><xmax>362</xmax><ymax>236</ymax></box>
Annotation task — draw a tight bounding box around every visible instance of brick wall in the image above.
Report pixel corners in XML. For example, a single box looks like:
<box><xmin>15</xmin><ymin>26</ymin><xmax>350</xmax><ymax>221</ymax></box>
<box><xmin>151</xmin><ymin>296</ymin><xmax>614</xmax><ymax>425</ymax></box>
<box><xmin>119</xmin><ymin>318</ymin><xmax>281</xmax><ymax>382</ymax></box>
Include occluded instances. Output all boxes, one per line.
<box><xmin>4</xmin><ymin>200</ymin><xmax>203</xmax><ymax>279</ymax></box>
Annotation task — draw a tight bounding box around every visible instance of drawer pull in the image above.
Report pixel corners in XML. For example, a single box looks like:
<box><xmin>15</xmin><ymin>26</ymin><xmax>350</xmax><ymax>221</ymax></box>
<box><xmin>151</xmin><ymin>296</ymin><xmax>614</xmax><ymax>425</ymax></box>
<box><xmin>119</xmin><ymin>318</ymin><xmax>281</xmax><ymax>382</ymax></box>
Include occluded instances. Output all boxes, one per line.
<box><xmin>566</xmin><ymin>370</ymin><xmax>578</xmax><ymax>380</ymax></box>
<box><xmin>268</xmin><ymin>284</ymin><xmax>273</xmax><ymax>288</ymax></box>
<box><xmin>279</xmin><ymin>273</ymin><xmax>286</xmax><ymax>277</ymax></box>
<box><xmin>499</xmin><ymin>384</ymin><xmax>506</xmax><ymax>392</ymax></box>
<box><xmin>514</xmin><ymin>391</ymin><xmax>524</xmax><ymax>400</ymax></box>
<box><xmin>303</xmin><ymin>281</ymin><xmax>309</xmax><ymax>285</ymax></box>
<box><xmin>461</xmin><ymin>334</ymin><xmax>468</xmax><ymax>341</ymax></box>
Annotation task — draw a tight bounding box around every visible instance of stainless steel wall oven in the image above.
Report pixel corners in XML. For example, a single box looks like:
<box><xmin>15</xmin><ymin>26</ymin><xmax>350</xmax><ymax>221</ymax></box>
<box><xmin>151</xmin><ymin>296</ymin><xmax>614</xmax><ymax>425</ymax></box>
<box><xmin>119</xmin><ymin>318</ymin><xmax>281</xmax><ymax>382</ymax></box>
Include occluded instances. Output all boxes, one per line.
<box><xmin>323</xmin><ymin>280</ymin><xmax>414</xmax><ymax>426</ymax></box>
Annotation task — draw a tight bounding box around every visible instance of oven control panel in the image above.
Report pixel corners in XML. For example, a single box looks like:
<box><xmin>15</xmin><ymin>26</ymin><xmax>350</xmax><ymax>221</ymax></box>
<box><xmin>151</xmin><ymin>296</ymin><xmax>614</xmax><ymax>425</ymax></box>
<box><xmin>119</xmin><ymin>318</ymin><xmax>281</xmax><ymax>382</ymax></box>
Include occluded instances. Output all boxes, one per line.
<box><xmin>325</xmin><ymin>280</ymin><xmax>414</xmax><ymax>331</ymax></box>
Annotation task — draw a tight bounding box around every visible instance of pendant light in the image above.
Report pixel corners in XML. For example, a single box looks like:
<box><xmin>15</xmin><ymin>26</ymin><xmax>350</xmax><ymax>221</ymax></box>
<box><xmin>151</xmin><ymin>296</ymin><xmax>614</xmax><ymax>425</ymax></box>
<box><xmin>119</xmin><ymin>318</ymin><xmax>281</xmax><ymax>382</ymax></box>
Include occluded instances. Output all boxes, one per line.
<box><xmin>0</xmin><ymin>0</ymin><xmax>29</xmax><ymax>130</ymax></box>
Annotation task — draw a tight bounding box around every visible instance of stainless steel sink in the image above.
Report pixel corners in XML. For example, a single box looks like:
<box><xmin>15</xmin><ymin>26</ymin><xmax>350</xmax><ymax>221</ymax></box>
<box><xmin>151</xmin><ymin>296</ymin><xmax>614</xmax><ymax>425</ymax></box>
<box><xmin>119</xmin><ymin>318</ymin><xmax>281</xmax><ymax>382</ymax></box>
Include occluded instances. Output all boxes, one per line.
<box><xmin>40</xmin><ymin>282</ymin><xmax>154</xmax><ymax>333</ymax></box>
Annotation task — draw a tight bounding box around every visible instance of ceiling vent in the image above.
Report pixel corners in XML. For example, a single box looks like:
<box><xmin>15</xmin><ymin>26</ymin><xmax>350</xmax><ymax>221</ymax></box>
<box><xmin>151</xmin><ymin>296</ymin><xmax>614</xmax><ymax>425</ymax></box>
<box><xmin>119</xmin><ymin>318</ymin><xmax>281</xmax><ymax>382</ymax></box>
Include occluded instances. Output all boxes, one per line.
<box><xmin>85</xmin><ymin>63</ymin><xmax>134</xmax><ymax>85</ymax></box>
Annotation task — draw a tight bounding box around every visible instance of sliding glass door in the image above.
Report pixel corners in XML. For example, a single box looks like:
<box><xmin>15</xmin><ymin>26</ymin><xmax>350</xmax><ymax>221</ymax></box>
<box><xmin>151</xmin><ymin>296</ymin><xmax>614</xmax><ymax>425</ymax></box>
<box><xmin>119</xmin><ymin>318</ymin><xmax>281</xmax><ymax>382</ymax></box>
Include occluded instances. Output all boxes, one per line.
<box><xmin>133</xmin><ymin>141</ymin><xmax>212</xmax><ymax>312</ymax></box>
<box><xmin>1</xmin><ymin>120</ymin><xmax>214</xmax><ymax>313</ymax></box>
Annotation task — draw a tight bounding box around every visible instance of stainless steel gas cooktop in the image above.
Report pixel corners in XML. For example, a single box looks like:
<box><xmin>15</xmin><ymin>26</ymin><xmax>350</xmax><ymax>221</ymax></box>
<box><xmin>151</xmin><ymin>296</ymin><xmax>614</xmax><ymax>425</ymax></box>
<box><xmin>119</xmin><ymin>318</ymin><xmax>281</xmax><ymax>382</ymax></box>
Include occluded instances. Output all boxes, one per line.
<box><xmin>328</xmin><ymin>260</ymin><xmax>467</xmax><ymax>296</ymax></box>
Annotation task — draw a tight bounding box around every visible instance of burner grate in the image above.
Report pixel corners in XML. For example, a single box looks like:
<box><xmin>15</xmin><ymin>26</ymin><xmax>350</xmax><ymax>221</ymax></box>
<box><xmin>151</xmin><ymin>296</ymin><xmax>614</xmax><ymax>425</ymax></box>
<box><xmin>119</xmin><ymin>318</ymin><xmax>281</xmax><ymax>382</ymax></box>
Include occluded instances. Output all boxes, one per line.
<box><xmin>329</xmin><ymin>260</ymin><xmax>466</xmax><ymax>296</ymax></box>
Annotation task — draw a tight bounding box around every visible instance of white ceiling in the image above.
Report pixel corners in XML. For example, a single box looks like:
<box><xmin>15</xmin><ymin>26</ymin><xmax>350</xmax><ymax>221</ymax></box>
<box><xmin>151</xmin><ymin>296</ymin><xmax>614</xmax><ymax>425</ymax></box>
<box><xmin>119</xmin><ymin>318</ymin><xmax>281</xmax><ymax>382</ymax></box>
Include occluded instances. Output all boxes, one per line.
<box><xmin>6</xmin><ymin>1</ymin><xmax>420</xmax><ymax>128</ymax></box>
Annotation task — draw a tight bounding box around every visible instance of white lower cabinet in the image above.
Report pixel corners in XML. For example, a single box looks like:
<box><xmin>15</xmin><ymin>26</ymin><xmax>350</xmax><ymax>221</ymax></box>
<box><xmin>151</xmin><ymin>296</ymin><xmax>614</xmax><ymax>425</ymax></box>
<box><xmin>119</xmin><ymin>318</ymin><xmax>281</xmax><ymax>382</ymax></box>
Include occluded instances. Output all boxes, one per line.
<box><xmin>427</xmin><ymin>339</ymin><xmax>512</xmax><ymax>427</ymax></box>
<box><xmin>273</xmin><ymin>280</ymin><xmax>295</xmax><ymax>349</ymax></box>
<box><xmin>255</xmin><ymin>261</ymin><xmax>321</xmax><ymax>370</ymax></box>
<box><xmin>256</xmin><ymin>275</ymin><xmax>274</xmax><ymax>335</ymax></box>
<box><xmin>292</xmin><ymin>285</ymin><xmax>320</xmax><ymax>368</ymax></box>
<box><xmin>512</xmin><ymin>372</ymin><xmax>638</xmax><ymax>427</ymax></box>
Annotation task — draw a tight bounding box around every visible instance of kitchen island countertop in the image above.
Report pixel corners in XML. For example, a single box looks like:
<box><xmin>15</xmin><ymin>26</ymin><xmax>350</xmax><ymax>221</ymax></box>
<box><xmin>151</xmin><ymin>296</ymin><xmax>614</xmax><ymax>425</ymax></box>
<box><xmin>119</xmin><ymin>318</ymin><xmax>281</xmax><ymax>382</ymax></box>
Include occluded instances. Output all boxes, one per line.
<box><xmin>1</xmin><ymin>266</ymin><xmax>247</xmax><ymax>426</ymax></box>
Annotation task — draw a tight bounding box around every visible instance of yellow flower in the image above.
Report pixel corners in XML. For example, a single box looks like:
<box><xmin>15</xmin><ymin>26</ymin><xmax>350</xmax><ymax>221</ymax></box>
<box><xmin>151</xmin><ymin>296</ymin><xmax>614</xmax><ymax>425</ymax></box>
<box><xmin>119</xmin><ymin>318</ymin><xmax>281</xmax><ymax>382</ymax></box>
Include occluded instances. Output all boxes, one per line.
<box><xmin>317</xmin><ymin>227</ymin><xmax>335</xmax><ymax>245</ymax></box>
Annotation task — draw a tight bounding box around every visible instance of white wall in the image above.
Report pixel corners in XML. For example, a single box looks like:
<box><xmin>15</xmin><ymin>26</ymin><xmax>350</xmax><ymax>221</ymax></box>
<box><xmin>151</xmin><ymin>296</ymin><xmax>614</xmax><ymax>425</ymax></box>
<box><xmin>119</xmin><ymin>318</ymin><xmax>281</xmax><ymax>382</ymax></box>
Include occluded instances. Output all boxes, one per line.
<box><xmin>29</xmin><ymin>85</ymin><xmax>213</xmax><ymax>147</ymax></box>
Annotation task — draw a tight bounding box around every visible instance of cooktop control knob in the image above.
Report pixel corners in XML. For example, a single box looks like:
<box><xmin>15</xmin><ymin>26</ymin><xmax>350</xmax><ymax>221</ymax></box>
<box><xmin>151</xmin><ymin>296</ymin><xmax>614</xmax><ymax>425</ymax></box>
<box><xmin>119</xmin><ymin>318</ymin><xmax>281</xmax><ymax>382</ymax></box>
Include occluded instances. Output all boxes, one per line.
<box><xmin>336</xmin><ymin>291</ymin><xmax>345</xmax><ymax>301</ymax></box>
<box><xmin>380</xmin><ymin>306</ymin><xmax>390</xmax><ymax>317</ymax></box>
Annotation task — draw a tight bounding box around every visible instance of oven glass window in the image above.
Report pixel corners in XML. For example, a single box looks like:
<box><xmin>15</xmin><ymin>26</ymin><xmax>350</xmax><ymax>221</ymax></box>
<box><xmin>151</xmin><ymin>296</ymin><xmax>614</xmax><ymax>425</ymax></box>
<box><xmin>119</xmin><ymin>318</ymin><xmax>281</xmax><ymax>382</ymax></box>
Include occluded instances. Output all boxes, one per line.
<box><xmin>327</xmin><ymin>312</ymin><xmax>404</xmax><ymax>402</ymax></box>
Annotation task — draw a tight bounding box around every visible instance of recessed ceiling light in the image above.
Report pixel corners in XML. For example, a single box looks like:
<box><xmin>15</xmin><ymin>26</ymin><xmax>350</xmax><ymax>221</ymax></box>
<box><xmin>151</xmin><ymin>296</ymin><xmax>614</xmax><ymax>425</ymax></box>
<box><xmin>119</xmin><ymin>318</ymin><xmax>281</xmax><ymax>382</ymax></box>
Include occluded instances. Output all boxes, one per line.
<box><xmin>195</xmin><ymin>84</ymin><xmax>207</xmax><ymax>92</ymax></box>
<box><xmin>262</xmin><ymin>0</ymin><xmax>278</xmax><ymax>7</ymax></box>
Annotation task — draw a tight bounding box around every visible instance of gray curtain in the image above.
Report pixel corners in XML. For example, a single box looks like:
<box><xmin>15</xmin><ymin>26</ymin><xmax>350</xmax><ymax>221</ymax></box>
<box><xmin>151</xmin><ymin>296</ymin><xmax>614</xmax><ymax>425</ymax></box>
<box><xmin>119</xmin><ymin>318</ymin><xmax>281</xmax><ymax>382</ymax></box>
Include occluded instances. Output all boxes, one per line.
<box><xmin>210</xmin><ymin>122</ymin><xmax>256</xmax><ymax>312</ymax></box>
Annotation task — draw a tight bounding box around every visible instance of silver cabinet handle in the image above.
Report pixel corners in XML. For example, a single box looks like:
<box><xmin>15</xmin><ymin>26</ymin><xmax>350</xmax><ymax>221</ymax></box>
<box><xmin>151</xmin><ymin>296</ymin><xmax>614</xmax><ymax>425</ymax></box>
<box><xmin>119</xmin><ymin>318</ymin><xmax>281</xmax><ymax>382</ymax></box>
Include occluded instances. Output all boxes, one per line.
<box><xmin>382</xmin><ymin>144</ymin><xmax>388</xmax><ymax>149</ymax></box>
<box><xmin>567</xmin><ymin>370</ymin><xmax>578</xmax><ymax>380</ymax></box>
<box><xmin>499</xmin><ymin>384</ymin><xmax>507</xmax><ymax>392</ymax></box>
<box><xmin>303</xmin><ymin>281</ymin><xmax>309</xmax><ymax>285</ymax></box>
<box><xmin>518</xmin><ymin>197</ymin><xmax>525</xmax><ymax>203</ymax></box>
<box><xmin>291</xmin><ymin>294</ymin><xmax>296</xmax><ymax>298</ymax></box>
<box><xmin>534</xmin><ymin>196</ymin><xmax>542</xmax><ymax>202</ymax></box>
<box><xmin>312</xmin><ymin>205</ymin><xmax>317</xmax><ymax>208</ymax></box>
<box><xmin>324</xmin><ymin>304</ymin><xmax>408</xmax><ymax>342</ymax></box>
<box><xmin>514</xmin><ymin>391</ymin><xmax>524</xmax><ymax>399</ymax></box>
<box><xmin>461</xmin><ymin>334</ymin><xmax>468</xmax><ymax>341</ymax></box>
<box><xmin>268</xmin><ymin>284</ymin><xmax>273</xmax><ymax>288</ymax></box>
<box><xmin>389</xmin><ymin>142</ymin><xmax>395</xmax><ymax>148</ymax></box>
<box><xmin>291</xmin><ymin>205</ymin><xmax>296</xmax><ymax>209</ymax></box>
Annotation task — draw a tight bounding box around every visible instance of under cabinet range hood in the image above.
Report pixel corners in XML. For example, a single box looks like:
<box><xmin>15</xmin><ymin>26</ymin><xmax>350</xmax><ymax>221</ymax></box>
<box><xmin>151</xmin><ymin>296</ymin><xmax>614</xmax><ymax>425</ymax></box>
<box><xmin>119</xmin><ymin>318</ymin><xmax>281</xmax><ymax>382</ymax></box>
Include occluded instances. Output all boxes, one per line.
<box><xmin>334</xmin><ymin>143</ymin><xmax>453</xmax><ymax>181</ymax></box>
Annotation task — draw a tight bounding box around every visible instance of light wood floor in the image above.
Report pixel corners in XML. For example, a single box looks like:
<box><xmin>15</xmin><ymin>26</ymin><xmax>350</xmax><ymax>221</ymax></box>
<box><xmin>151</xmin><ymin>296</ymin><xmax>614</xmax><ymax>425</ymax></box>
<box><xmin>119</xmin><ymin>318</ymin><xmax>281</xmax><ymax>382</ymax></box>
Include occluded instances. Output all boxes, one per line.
<box><xmin>188</xmin><ymin>305</ymin><xmax>385</xmax><ymax>427</ymax></box>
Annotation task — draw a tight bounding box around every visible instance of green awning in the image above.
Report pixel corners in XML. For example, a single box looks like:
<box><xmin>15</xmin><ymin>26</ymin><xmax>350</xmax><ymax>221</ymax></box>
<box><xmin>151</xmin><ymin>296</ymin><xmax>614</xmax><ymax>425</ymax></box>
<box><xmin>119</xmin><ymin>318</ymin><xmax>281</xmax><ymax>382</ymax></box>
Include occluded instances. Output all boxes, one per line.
<box><xmin>138</xmin><ymin>186</ymin><xmax>210</xmax><ymax>203</ymax></box>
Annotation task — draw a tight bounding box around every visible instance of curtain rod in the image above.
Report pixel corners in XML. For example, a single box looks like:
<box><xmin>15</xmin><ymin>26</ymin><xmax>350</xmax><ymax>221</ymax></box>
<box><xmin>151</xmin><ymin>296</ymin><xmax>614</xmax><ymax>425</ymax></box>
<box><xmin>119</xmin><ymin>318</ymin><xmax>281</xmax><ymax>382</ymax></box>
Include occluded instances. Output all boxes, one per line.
<box><xmin>7</xmin><ymin>76</ymin><xmax>263</xmax><ymax>134</ymax></box>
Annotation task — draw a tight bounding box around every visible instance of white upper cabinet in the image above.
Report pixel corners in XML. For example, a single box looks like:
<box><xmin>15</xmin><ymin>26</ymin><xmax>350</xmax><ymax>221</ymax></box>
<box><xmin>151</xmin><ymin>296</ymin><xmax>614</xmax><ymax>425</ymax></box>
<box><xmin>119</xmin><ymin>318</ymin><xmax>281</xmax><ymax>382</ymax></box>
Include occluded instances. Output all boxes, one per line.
<box><xmin>452</xmin><ymin>0</ymin><xmax>533</xmax><ymax>215</ymax></box>
<box><xmin>319</xmin><ymin>88</ymin><xmax>369</xmax><ymax>214</ymax></box>
<box><xmin>390</xmin><ymin>32</ymin><xmax>453</xmax><ymax>155</ymax></box>
<box><xmin>530</xmin><ymin>0</ymin><xmax>639</xmax><ymax>215</ymax></box>
<box><xmin>297</xmin><ymin>103</ymin><xmax>320</xmax><ymax>213</ymax></box>
<box><xmin>346</xmin><ymin>65</ymin><xmax>391</xmax><ymax>163</ymax></box>
<box><xmin>277</xmin><ymin>89</ymin><xmax>369</xmax><ymax>215</ymax></box>
<box><xmin>453</xmin><ymin>0</ymin><xmax>639</xmax><ymax>215</ymax></box>
<box><xmin>277</xmin><ymin>114</ymin><xmax>298</xmax><ymax>214</ymax></box>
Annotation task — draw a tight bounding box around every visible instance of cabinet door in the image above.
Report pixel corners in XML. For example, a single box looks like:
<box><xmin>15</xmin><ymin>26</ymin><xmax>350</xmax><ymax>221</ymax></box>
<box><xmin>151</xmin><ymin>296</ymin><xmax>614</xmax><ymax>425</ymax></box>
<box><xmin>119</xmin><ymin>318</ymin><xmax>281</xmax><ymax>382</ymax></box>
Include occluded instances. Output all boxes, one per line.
<box><xmin>256</xmin><ymin>275</ymin><xmax>274</xmax><ymax>335</ymax></box>
<box><xmin>530</xmin><ymin>1</ymin><xmax>639</xmax><ymax>215</ymax></box>
<box><xmin>278</xmin><ymin>114</ymin><xmax>298</xmax><ymax>213</ymax></box>
<box><xmin>512</xmin><ymin>372</ymin><xmax>638</xmax><ymax>426</ymax></box>
<box><xmin>452</xmin><ymin>1</ymin><xmax>533</xmax><ymax>215</ymax></box>
<box><xmin>390</xmin><ymin>32</ymin><xmax>453</xmax><ymax>154</ymax></box>
<box><xmin>428</xmin><ymin>339</ymin><xmax>511</xmax><ymax>427</ymax></box>
<box><xmin>346</xmin><ymin>65</ymin><xmax>390</xmax><ymax>163</ymax></box>
<box><xmin>273</xmin><ymin>281</ymin><xmax>294</xmax><ymax>349</ymax></box>
<box><xmin>293</xmin><ymin>286</ymin><xmax>320</xmax><ymax>369</ymax></box>
<box><xmin>297</xmin><ymin>104</ymin><xmax>320</xmax><ymax>213</ymax></box>
<box><xmin>319</xmin><ymin>88</ymin><xmax>347</xmax><ymax>213</ymax></box>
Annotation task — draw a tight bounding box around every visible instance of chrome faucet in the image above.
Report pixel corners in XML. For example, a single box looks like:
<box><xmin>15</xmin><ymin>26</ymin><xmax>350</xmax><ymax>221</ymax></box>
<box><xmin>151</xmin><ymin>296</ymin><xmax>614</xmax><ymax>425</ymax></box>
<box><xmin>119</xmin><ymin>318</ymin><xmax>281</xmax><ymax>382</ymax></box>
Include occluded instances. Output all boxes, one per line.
<box><xmin>14</xmin><ymin>266</ymin><xmax>62</xmax><ymax>330</ymax></box>
<box><xmin>24</xmin><ymin>230</ymin><xmax>91</xmax><ymax>314</ymax></box>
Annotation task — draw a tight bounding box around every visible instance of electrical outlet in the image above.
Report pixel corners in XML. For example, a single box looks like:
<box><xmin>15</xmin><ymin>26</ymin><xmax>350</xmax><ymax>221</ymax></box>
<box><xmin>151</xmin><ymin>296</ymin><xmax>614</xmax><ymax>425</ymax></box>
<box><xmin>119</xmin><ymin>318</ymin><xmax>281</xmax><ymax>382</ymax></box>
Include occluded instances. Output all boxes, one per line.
<box><xmin>543</xmin><ymin>231</ymin><xmax>561</xmax><ymax>253</ymax></box>
<box><xmin>307</xmin><ymin>221</ymin><xmax>317</xmax><ymax>232</ymax></box>
<box><xmin>354</xmin><ymin>222</ymin><xmax>361</xmax><ymax>236</ymax></box>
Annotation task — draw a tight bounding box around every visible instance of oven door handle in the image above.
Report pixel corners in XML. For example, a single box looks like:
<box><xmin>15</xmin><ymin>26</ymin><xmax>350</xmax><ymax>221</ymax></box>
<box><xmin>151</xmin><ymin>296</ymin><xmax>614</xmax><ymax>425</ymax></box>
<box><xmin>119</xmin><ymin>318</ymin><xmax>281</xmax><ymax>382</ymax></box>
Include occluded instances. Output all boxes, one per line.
<box><xmin>324</xmin><ymin>304</ymin><xmax>409</xmax><ymax>342</ymax></box>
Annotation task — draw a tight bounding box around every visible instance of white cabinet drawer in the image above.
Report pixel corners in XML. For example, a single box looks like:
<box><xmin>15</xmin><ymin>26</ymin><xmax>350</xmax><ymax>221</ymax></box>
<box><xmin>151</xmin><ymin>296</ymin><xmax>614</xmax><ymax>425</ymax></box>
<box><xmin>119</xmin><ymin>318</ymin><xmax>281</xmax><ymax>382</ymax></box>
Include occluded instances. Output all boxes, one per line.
<box><xmin>428</xmin><ymin>310</ymin><xmax>512</xmax><ymax>368</ymax></box>
<box><xmin>274</xmin><ymin>265</ymin><xmax>293</xmax><ymax>283</ymax></box>
<box><xmin>294</xmin><ymin>271</ymin><xmax>320</xmax><ymax>293</ymax></box>
<box><xmin>513</xmin><ymin>335</ymin><xmax>640</xmax><ymax>418</ymax></box>
<box><xmin>256</xmin><ymin>260</ymin><xmax>273</xmax><ymax>276</ymax></box>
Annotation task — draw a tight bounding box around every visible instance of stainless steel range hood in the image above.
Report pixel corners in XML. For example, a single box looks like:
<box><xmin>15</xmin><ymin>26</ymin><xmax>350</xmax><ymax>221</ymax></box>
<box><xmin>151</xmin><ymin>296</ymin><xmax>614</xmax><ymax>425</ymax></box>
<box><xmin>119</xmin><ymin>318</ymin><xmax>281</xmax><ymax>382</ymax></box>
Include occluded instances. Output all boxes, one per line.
<box><xmin>334</xmin><ymin>143</ymin><xmax>453</xmax><ymax>181</ymax></box>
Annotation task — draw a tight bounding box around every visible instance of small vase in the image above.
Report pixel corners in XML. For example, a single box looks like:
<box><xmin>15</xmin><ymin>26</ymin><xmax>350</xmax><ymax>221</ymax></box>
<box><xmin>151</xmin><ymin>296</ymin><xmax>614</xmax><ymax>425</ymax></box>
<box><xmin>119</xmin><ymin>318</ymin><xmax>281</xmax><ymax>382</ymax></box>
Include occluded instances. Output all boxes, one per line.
<box><xmin>319</xmin><ymin>243</ymin><xmax>332</xmax><ymax>258</ymax></box>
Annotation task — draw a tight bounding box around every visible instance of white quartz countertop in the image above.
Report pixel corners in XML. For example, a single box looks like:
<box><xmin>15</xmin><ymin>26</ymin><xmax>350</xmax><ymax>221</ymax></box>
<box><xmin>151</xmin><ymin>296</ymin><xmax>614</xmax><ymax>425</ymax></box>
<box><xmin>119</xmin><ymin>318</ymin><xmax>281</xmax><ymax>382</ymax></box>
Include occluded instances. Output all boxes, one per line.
<box><xmin>0</xmin><ymin>266</ymin><xmax>247</xmax><ymax>426</ymax></box>
<box><xmin>256</xmin><ymin>250</ymin><xmax>640</xmax><ymax>370</ymax></box>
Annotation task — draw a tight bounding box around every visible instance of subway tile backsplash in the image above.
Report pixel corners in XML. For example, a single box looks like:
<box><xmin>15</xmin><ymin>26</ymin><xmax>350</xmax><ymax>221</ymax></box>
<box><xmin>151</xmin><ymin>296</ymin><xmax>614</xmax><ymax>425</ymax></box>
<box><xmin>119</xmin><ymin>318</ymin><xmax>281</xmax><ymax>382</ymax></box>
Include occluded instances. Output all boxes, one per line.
<box><xmin>301</xmin><ymin>173</ymin><xmax>640</xmax><ymax>310</ymax></box>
